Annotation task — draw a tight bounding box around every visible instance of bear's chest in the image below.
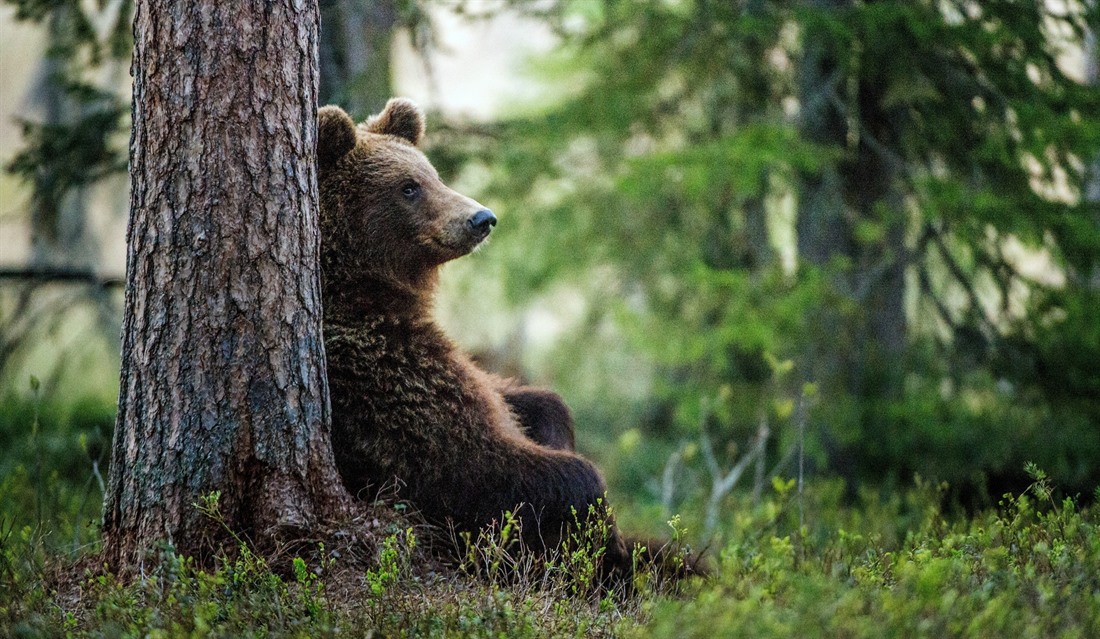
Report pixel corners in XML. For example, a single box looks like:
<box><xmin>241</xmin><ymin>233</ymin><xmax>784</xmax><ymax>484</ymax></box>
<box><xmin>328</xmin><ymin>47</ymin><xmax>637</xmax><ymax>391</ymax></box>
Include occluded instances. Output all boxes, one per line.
<box><xmin>325</xmin><ymin>322</ymin><xmax>485</xmax><ymax>432</ymax></box>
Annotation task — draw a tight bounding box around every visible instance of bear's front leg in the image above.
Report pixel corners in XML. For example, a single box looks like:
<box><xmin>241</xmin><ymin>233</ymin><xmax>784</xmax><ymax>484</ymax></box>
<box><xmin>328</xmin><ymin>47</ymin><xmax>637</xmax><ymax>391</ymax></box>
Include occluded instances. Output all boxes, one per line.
<box><xmin>502</xmin><ymin>387</ymin><xmax>576</xmax><ymax>451</ymax></box>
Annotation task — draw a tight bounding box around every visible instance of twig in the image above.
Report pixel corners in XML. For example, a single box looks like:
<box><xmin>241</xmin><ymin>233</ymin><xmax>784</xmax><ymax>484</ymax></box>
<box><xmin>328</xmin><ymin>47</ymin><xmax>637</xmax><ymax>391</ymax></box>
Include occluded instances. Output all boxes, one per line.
<box><xmin>659</xmin><ymin>443</ymin><xmax>686</xmax><ymax>520</ymax></box>
<box><xmin>766</xmin><ymin>441</ymin><xmax>801</xmax><ymax>482</ymax></box>
<box><xmin>701</xmin><ymin>420</ymin><xmax>770</xmax><ymax>539</ymax></box>
<box><xmin>752</xmin><ymin>411</ymin><xmax>767</xmax><ymax>504</ymax></box>
<box><xmin>796</xmin><ymin>394</ymin><xmax>806</xmax><ymax>530</ymax></box>
<box><xmin>917</xmin><ymin>263</ymin><xmax>959</xmax><ymax>334</ymax></box>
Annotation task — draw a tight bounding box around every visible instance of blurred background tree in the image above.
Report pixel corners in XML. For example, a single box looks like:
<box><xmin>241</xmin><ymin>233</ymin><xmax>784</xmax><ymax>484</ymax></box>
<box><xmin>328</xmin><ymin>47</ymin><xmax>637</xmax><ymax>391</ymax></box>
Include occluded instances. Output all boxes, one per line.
<box><xmin>4</xmin><ymin>0</ymin><xmax>130</xmax><ymax>270</ymax></box>
<box><xmin>436</xmin><ymin>0</ymin><xmax>1100</xmax><ymax>525</ymax></box>
<box><xmin>318</xmin><ymin>0</ymin><xmax>435</xmax><ymax>117</ymax></box>
<box><xmin>0</xmin><ymin>0</ymin><xmax>130</xmax><ymax>393</ymax></box>
<box><xmin>0</xmin><ymin>2</ymin><xmax>132</xmax><ymax>538</ymax></box>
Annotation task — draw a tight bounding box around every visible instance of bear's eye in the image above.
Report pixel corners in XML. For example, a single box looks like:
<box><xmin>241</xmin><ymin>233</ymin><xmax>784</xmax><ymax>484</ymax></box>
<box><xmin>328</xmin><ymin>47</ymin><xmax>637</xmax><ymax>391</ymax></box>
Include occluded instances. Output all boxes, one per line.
<box><xmin>401</xmin><ymin>182</ymin><xmax>421</xmax><ymax>201</ymax></box>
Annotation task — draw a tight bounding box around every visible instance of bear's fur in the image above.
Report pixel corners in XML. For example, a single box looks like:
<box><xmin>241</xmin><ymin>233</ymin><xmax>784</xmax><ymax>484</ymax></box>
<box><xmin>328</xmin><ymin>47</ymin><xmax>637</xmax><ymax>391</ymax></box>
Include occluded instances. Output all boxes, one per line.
<box><xmin>317</xmin><ymin>99</ymin><xmax>629</xmax><ymax>574</ymax></box>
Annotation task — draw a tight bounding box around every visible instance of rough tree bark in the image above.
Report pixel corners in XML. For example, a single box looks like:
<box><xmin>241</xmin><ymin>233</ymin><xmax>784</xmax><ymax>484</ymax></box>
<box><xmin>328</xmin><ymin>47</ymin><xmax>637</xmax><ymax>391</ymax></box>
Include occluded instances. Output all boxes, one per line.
<box><xmin>103</xmin><ymin>0</ymin><xmax>351</xmax><ymax>569</ymax></box>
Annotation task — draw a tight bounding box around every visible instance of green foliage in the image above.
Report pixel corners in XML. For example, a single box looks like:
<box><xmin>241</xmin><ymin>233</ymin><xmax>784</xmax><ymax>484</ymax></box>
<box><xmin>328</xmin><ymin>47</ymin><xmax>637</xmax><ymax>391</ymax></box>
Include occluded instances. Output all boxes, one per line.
<box><xmin>4</xmin><ymin>464</ymin><xmax>1100</xmax><ymax>637</ymax></box>
<box><xmin>2</xmin><ymin>0</ymin><xmax>131</xmax><ymax>242</ymax></box>
<box><xmin>0</xmin><ymin>387</ymin><xmax>1093</xmax><ymax>636</ymax></box>
<box><xmin>7</xmin><ymin>86</ymin><xmax>127</xmax><ymax>216</ymax></box>
<box><xmin>635</xmin><ymin>478</ymin><xmax>1100</xmax><ymax>639</ymax></box>
<box><xmin>5</xmin><ymin>0</ymin><xmax>132</xmax><ymax>58</ymax></box>
<box><xmin>3</xmin><ymin>0</ymin><xmax>1099</xmax><ymax>633</ymax></box>
<box><xmin>0</xmin><ymin>434</ymin><xmax>632</xmax><ymax>638</ymax></box>
<box><xmin>443</xmin><ymin>0</ymin><xmax>1100</xmax><ymax>509</ymax></box>
<box><xmin>2</xmin><ymin>542</ymin><xmax>343</xmax><ymax>637</ymax></box>
<box><xmin>456</xmin><ymin>501</ymin><xmax>659</xmax><ymax>600</ymax></box>
<box><xmin>0</xmin><ymin>386</ymin><xmax>112</xmax><ymax>556</ymax></box>
<box><xmin>365</xmin><ymin>527</ymin><xmax>417</xmax><ymax>597</ymax></box>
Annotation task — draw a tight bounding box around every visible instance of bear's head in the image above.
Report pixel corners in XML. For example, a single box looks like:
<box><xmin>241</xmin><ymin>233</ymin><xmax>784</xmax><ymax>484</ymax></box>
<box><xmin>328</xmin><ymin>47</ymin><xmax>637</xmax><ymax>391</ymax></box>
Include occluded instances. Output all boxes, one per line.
<box><xmin>317</xmin><ymin>98</ymin><xmax>495</xmax><ymax>314</ymax></box>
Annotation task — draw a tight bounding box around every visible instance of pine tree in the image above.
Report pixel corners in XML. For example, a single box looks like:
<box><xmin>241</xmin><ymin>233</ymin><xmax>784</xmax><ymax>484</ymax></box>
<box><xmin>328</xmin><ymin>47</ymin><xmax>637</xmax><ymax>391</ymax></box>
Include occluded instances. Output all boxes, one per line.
<box><xmin>103</xmin><ymin>0</ymin><xmax>350</xmax><ymax>568</ymax></box>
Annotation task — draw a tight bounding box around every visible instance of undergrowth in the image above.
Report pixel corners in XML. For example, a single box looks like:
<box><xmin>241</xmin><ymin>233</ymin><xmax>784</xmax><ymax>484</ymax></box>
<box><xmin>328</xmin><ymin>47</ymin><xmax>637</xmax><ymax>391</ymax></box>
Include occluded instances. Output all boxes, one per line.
<box><xmin>0</xmin><ymin>472</ymin><xmax>1098</xmax><ymax>637</ymax></box>
<box><xmin>637</xmin><ymin>470</ymin><xmax>1100</xmax><ymax>639</ymax></box>
<box><xmin>1</xmin><ymin>389</ymin><xmax>1099</xmax><ymax>637</ymax></box>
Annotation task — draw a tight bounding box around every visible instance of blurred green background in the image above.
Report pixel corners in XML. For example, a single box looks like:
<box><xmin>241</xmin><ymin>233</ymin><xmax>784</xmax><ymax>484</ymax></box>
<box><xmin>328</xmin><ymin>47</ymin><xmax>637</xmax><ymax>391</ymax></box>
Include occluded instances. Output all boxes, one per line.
<box><xmin>1</xmin><ymin>0</ymin><xmax>1099</xmax><ymax>551</ymax></box>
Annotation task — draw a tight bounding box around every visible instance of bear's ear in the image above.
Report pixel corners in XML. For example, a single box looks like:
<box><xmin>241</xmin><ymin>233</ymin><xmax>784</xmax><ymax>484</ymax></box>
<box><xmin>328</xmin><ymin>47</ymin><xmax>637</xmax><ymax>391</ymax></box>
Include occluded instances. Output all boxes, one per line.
<box><xmin>317</xmin><ymin>105</ymin><xmax>357</xmax><ymax>168</ymax></box>
<box><xmin>364</xmin><ymin>97</ymin><xmax>425</xmax><ymax>146</ymax></box>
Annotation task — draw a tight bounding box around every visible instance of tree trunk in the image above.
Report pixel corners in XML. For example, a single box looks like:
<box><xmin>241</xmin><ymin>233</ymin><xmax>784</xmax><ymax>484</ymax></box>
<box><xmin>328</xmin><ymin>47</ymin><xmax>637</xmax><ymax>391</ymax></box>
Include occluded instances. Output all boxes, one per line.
<box><xmin>846</xmin><ymin>77</ymin><xmax>907</xmax><ymax>398</ymax></box>
<box><xmin>796</xmin><ymin>0</ymin><xmax>853</xmax><ymax>394</ymax></box>
<box><xmin>795</xmin><ymin>0</ymin><xmax>908</xmax><ymax>487</ymax></box>
<box><xmin>1086</xmin><ymin>27</ymin><xmax>1100</xmax><ymax>288</ymax></box>
<box><xmin>797</xmin><ymin>0</ymin><xmax>908</xmax><ymax>394</ymax></box>
<box><xmin>739</xmin><ymin>0</ymin><xmax>774</xmax><ymax>272</ymax></box>
<box><xmin>103</xmin><ymin>0</ymin><xmax>351</xmax><ymax>569</ymax></box>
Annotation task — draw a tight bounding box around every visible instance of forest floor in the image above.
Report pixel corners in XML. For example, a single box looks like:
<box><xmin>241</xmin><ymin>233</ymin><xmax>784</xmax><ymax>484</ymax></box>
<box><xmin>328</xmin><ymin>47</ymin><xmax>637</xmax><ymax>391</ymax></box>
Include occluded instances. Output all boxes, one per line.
<box><xmin>3</xmin><ymin>468</ymin><xmax>1099</xmax><ymax>638</ymax></box>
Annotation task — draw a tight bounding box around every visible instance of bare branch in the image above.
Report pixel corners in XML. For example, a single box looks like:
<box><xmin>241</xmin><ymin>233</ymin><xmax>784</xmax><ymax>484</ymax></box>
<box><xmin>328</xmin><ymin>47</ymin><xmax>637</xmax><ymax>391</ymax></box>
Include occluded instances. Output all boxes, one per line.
<box><xmin>660</xmin><ymin>442</ymin><xmax>687</xmax><ymax>520</ymax></box>
<box><xmin>703</xmin><ymin>422</ymin><xmax>770</xmax><ymax>539</ymax></box>
<box><xmin>917</xmin><ymin>263</ymin><xmax>959</xmax><ymax>334</ymax></box>
<box><xmin>928</xmin><ymin>225</ymin><xmax>1000</xmax><ymax>338</ymax></box>
<box><xmin>0</xmin><ymin>267</ymin><xmax>124</xmax><ymax>289</ymax></box>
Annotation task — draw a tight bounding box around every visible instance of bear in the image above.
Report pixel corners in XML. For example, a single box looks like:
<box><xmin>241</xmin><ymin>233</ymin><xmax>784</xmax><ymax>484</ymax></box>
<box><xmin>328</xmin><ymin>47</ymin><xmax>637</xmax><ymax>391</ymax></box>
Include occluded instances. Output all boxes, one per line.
<box><xmin>316</xmin><ymin>98</ymin><xmax>631</xmax><ymax>579</ymax></box>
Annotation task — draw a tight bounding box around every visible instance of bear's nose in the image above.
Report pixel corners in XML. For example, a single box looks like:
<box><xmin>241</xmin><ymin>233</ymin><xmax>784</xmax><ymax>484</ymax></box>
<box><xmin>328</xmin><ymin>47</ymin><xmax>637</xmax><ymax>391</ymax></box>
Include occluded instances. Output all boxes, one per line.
<box><xmin>466</xmin><ymin>209</ymin><xmax>497</xmax><ymax>237</ymax></box>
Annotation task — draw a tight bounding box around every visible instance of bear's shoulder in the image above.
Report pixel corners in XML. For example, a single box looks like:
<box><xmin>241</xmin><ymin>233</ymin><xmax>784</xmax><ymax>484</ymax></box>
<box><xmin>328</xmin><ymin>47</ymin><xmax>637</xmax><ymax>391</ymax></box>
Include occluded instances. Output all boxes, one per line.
<box><xmin>325</xmin><ymin>317</ymin><xmax>457</xmax><ymax>372</ymax></box>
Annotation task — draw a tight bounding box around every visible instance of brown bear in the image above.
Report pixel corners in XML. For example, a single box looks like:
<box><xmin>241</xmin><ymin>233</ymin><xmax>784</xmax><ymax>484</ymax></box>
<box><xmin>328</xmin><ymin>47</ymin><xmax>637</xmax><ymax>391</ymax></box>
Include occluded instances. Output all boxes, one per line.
<box><xmin>317</xmin><ymin>98</ymin><xmax>630</xmax><ymax>576</ymax></box>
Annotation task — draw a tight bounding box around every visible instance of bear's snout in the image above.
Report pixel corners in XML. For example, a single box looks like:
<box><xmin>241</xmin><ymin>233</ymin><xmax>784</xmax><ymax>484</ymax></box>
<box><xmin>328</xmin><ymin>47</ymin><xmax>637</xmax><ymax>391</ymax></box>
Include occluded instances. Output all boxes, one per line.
<box><xmin>465</xmin><ymin>209</ymin><xmax>497</xmax><ymax>240</ymax></box>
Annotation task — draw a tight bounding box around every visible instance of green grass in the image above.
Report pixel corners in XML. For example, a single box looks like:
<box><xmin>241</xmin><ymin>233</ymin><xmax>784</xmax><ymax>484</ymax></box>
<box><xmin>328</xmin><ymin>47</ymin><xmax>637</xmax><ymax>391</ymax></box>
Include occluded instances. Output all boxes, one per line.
<box><xmin>2</xmin><ymin>391</ymin><xmax>1099</xmax><ymax>638</ymax></box>
<box><xmin>2</xmin><ymin>469</ymin><xmax>1099</xmax><ymax>637</ymax></box>
<box><xmin>637</xmin><ymin>473</ymin><xmax>1100</xmax><ymax>639</ymax></box>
